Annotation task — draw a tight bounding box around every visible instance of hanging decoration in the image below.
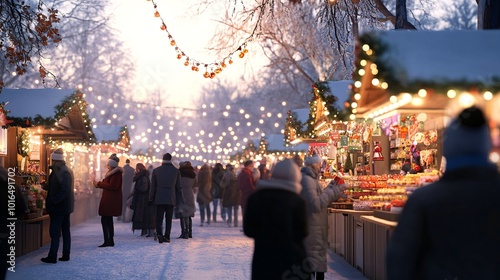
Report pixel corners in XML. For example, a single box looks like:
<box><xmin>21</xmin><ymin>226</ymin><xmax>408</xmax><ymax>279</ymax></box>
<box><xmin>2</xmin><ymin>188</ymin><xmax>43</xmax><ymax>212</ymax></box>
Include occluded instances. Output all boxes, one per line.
<box><xmin>149</xmin><ymin>0</ymin><xmax>254</xmax><ymax>79</ymax></box>
<box><xmin>17</xmin><ymin>129</ymin><xmax>31</xmax><ymax>157</ymax></box>
<box><xmin>372</xmin><ymin>141</ymin><xmax>384</xmax><ymax>161</ymax></box>
<box><xmin>0</xmin><ymin>102</ymin><xmax>12</xmax><ymax>127</ymax></box>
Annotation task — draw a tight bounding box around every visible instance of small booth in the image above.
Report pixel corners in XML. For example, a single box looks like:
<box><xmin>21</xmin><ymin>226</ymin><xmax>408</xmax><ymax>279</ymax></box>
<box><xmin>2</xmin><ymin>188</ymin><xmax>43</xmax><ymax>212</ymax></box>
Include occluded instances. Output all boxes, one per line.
<box><xmin>332</xmin><ymin>30</ymin><xmax>500</xmax><ymax>280</ymax></box>
<box><xmin>0</xmin><ymin>88</ymin><xmax>102</xmax><ymax>256</ymax></box>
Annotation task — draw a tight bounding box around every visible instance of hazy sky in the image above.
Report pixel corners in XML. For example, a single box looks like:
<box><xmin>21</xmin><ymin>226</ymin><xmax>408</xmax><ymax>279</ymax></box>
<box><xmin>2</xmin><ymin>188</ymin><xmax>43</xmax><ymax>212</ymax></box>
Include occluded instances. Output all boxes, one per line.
<box><xmin>110</xmin><ymin>0</ymin><xmax>256</xmax><ymax>109</ymax></box>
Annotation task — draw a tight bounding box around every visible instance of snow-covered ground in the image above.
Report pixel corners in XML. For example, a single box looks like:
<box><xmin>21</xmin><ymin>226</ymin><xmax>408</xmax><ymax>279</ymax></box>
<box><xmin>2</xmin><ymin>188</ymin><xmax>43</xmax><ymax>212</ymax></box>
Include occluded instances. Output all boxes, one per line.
<box><xmin>7</xmin><ymin>211</ymin><xmax>367</xmax><ymax>280</ymax></box>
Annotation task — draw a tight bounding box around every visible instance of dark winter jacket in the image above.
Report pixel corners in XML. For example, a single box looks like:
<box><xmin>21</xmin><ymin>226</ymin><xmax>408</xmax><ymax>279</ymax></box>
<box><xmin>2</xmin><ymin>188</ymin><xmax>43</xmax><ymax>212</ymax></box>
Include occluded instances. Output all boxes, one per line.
<box><xmin>196</xmin><ymin>164</ymin><xmax>212</xmax><ymax>205</ymax></box>
<box><xmin>222</xmin><ymin>169</ymin><xmax>240</xmax><ymax>207</ymax></box>
<box><xmin>211</xmin><ymin>165</ymin><xmax>225</xmax><ymax>199</ymax></box>
<box><xmin>122</xmin><ymin>163</ymin><xmax>135</xmax><ymax>217</ymax></box>
<box><xmin>131</xmin><ymin>170</ymin><xmax>155</xmax><ymax>231</ymax></box>
<box><xmin>244</xmin><ymin>188</ymin><xmax>308</xmax><ymax>280</ymax></box>
<box><xmin>97</xmin><ymin>166</ymin><xmax>123</xmax><ymax>217</ymax></box>
<box><xmin>386</xmin><ymin>165</ymin><xmax>500</xmax><ymax>280</ymax></box>
<box><xmin>150</xmin><ymin>162</ymin><xmax>183</xmax><ymax>206</ymax></box>
<box><xmin>44</xmin><ymin>161</ymin><xmax>75</xmax><ymax>216</ymax></box>
<box><xmin>178</xmin><ymin>165</ymin><xmax>197</xmax><ymax>217</ymax></box>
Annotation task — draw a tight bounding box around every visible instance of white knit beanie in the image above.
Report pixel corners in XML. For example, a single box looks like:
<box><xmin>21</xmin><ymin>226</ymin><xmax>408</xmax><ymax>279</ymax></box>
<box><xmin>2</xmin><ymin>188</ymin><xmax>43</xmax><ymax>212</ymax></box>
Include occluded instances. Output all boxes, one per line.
<box><xmin>304</xmin><ymin>154</ymin><xmax>322</xmax><ymax>165</ymax></box>
<box><xmin>108</xmin><ymin>154</ymin><xmax>120</xmax><ymax>168</ymax></box>
<box><xmin>51</xmin><ymin>148</ymin><xmax>64</xmax><ymax>161</ymax></box>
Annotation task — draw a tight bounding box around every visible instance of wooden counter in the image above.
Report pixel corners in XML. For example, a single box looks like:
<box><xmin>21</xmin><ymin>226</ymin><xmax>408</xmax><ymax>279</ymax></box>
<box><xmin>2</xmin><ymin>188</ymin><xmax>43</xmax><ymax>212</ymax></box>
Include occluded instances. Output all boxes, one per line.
<box><xmin>327</xmin><ymin>209</ymin><xmax>374</xmax><ymax>271</ymax></box>
<box><xmin>360</xmin><ymin>215</ymin><xmax>398</xmax><ymax>229</ymax></box>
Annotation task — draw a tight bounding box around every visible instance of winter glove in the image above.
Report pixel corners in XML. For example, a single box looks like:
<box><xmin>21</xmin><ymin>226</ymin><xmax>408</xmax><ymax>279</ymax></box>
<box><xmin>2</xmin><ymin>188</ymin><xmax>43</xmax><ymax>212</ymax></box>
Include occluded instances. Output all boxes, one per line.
<box><xmin>327</xmin><ymin>180</ymin><xmax>348</xmax><ymax>201</ymax></box>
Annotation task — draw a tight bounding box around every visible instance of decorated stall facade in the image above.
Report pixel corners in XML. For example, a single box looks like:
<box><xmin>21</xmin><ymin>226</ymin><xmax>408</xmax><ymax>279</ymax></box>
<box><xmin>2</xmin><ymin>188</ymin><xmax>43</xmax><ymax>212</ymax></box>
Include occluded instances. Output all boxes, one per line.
<box><xmin>328</xmin><ymin>30</ymin><xmax>500</xmax><ymax>280</ymax></box>
<box><xmin>0</xmin><ymin>88</ymin><xmax>132</xmax><ymax>256</ymax></box>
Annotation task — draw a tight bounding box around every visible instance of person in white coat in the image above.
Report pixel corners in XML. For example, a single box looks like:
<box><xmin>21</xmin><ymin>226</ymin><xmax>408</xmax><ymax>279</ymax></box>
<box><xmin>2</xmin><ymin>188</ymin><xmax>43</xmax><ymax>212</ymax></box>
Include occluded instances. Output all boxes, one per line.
<box><xmin>299</xmin><ymin>154</ymin><xmax>347</xmax><ymax>280</ymax></box>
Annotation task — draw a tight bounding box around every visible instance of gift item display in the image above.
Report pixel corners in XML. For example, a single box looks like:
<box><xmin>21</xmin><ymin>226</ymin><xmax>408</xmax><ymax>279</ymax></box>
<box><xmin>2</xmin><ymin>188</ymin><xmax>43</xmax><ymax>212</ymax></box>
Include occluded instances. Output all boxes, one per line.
<box><xmin>337</xmin><ymin>172</ymin><xmax>440</xmax><ymax>211</ymax></box>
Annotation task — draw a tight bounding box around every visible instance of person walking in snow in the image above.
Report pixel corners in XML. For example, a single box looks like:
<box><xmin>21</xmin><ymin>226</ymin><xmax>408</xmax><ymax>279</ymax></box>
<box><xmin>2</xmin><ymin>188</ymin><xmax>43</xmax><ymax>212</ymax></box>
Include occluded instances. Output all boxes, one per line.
<box><xmin>176</xmin><ymin>161</ymin><xmax>197</xmax><ymax>238</ymax></box>
<box><xmin>149</xmin><ymin>153</ymin><xmax>183</xmax><ymax>244</ymax></box>
<box><xmin>221</xmin><ymin>164</ymin><xmax>240</xmax><ymax>227</ymax></box>
<box><xmin>211</xmin><ymin>163</ymin><xmax>226</xmax><ymax>223</ymax></box>
<box><xmin>300</xmin><ymin>153</ymin><xmax>347</xmax><ymax>280</ymax></box>
<box><xmin>92</xmin><ymin>153</ymin><xmax>123</xmax><ymax>247</ymax></box>
<box><xmin>196</xmin><ymin>163</ymin><xmax>212</xmax><ymax>226</ymax></box>
<box><xmin>244</xmin><ymin>159</ymin><xmax>308</xmax><ymax>280</ymax></box>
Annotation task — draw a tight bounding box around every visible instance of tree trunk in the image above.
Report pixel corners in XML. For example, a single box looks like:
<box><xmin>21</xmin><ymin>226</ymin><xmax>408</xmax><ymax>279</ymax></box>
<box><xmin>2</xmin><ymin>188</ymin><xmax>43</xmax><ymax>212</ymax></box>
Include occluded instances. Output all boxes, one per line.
<box><xmin>395</xmin><ymin>0</ymin><xmax>408</xmax><ymax>29</ymax></box>
<box><xmin>478</xmin><ymin>0</ymin><xmax>500</xmax><ymax>29</ymax></box>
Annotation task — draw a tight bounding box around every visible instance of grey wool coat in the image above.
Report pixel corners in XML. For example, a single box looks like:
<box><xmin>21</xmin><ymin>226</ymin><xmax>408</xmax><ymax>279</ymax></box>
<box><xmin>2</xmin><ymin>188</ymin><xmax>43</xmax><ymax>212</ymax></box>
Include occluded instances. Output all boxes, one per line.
<box><xmin>149</xmin><ymin>162</ymin><xmax>183</xmax><ymax>206</ymax></box>
<box><xmin>299</xmin><ymin>166</ymin><xmax>338</xmax><ymax>273</ymax></box>
<box><xmin>178</xmin><ymin>165</ymin><xmax>197</xmax><ymax>217</ymax></box>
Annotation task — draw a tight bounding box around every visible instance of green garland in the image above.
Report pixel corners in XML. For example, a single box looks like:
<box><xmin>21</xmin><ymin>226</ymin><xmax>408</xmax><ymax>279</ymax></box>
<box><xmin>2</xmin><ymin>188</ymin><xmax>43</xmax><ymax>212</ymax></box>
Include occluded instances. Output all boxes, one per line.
<box><xmin>6</xmin><ymin>89</ymin><xmax>96</xmax><ymax>141</ymax></box>
<box><xmin>353</xmin><ymin>33</ymin><xmax>500</xmax><ymax>96</ymax></box>
<box><xmin>285</xmin><ymin>81</ymin><xmax>349</xmax><ymax>145</ymax></box>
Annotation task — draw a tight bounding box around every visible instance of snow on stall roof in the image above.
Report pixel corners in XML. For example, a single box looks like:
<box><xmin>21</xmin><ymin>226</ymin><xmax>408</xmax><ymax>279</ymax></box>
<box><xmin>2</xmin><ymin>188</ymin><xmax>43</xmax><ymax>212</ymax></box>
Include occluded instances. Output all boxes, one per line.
<box><xmin>375</xmin><ymin>30</ymin><xmax>500</xmax><ymax>84</ymax></box>
<box><xmin>262</xmin><ymin>133</ymin><xmax>309</xmax><ymax>151</ymax></box>
<box><xmin>0</xmin><ymin>88</ymin><xmax>75</xmax><ymax>118</ymax></box>
<box><xmin>93</xmin><ymin>125</ymin><xmax>124</xmax><ymax>142</ymax></box>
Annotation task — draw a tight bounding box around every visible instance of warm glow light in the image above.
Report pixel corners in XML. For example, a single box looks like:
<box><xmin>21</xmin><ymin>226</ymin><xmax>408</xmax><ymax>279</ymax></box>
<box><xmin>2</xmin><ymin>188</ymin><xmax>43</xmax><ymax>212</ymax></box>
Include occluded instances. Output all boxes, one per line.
<box><xmin>390</xmin><ymin>95</ymin><xmax>398</xmax><ymax>103</ymax></box>
<box><xmin>447</xmin><ymin>89</ymin><xmax>457</xmax><ymax>98</ymax></box>
<box><xmin>354</xmin><ymin>93</ymin><xmax>361</xmax><ymax>100</ymax></box>
<box><xmin>459</xmin><ymin>92</ymin><xmax>475</xmax><ymax>107</ymax></box>
<box><xmin>418</xmin><ymin>89</ymin><xmax>427</xmax><ymax>98</ymax></box>
<box><xmin>484</xmin><ymin>91</ymin><xmax>493</xmax><ymax>100</ymax></box>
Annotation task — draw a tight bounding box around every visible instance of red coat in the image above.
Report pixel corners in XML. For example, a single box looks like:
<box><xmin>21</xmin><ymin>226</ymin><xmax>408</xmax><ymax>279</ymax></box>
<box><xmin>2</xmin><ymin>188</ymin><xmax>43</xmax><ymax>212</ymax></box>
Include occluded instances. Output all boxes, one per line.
<box><xmin>238</xmin><ymin>168</ymin><xmax>256</xmax><ymax>210</ymax></box>
<box><xmin>97</xmin><ymin>167</ymin><xmax>123</xmax><ymax>217</ymax></box>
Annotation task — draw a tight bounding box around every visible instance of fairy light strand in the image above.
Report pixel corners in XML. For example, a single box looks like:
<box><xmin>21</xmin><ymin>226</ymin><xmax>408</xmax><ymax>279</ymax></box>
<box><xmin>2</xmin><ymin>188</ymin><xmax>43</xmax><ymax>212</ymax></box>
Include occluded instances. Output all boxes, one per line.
<box><xmin>149</xmin><ymin>0</ymin><xmax>253</xmax><ymax>79</ymax></box>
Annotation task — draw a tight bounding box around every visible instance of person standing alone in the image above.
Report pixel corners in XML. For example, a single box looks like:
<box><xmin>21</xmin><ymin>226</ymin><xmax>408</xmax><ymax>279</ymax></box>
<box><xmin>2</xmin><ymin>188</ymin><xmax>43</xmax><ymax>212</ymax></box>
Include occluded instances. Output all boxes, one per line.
<box><xmin>93</xmin><ymin>154</ymin><xmax>123</xmax><ymax>247</ymax></box>
<box><xmin>149</xmin><ymin>153</ymin><xmax>184</xmax><ymax>243</ymax></box>
<box><xmin>41</xmin><ymin>148</ymin><xmax>75</xmax><ymax>263</ymax></box>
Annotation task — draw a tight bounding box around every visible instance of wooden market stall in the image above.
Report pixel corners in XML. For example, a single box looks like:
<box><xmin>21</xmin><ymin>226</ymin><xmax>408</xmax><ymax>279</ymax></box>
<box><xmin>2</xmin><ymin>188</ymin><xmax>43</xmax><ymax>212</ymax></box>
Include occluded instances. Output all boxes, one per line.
<box><xmin>0</xmin><ymin>88</ymin><xmax>101</xmax><ymax>256</ymax></box>
<box><xmin>337</xmin><ymin>30</ymin><xmax>500</xmax><ymax>280</ymax></box>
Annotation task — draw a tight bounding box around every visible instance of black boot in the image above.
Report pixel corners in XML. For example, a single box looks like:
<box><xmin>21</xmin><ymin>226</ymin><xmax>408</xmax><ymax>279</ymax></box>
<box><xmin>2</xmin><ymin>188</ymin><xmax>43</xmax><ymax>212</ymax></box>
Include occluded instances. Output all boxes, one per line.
<box><xmin>146</xmin><ymin>229</ymin><xmax>153</xmax><ymax>237</ymax></box>
<box><xmin>41</xmin><ymin>256</ymin><xmax>57</xmax><ymax>264</ymax></box>
<box><xmin>181</xmin><ymin>231</ymin><xmax>189</xmax><ymax>239</ymax></box>
<box><xmin>98</xmin><ymin>240</ymin><xmax>110</xmax><ymax>247</ymax></box>
<box><xmin>158</xmin><ymin>235</ymin><xmax>164</xmax><ymax>244</ymax></box>
<box><xmin>109</xmin><ymin>238</ymin><xmax>114</xmax><ymax>247</ymax></box>
<box><xmin>188</xmin><ymin>218</ymin><xmax>193</xmax><ymax>238</ymax></box>
<box><xmin>59</xmin><ymin>253</ymin><xmax>70</xmax><ymax>261</ymax></box>
<box><xmin>177</xmin><ymin>218</ymin><xmax>186</xmax><ymax>239</ymax></box>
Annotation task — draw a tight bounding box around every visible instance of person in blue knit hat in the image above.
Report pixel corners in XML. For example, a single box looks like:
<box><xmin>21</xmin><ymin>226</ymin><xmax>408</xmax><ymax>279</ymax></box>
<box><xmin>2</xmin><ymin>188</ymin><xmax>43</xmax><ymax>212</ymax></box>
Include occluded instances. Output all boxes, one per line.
<box><xmin>387</xmin><ymin>106</ymin><xmax>500</xmax><ymax>280</ymax></box>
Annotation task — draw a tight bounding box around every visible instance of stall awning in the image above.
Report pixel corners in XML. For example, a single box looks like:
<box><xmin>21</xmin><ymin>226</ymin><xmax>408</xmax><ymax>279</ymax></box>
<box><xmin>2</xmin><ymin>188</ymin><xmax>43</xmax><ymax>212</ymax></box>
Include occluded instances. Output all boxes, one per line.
<box><xmin>0</xmin><ymin>88</ymin><xmax>94</xmax><ymax>141</ymax></box>
<box><xmin>354</xmin><ymin>30</ymin><xmax>500</xmax><ymax>115</ymax></box>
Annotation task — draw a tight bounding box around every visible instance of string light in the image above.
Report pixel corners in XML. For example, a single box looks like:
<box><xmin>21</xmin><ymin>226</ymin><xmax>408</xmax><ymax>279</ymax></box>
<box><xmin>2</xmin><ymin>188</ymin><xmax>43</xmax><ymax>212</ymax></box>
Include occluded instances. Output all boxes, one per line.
<box><xmin>149</xmin><ymin>0</ymin><xmax>254</xmax><ymax>79</ymax></box>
